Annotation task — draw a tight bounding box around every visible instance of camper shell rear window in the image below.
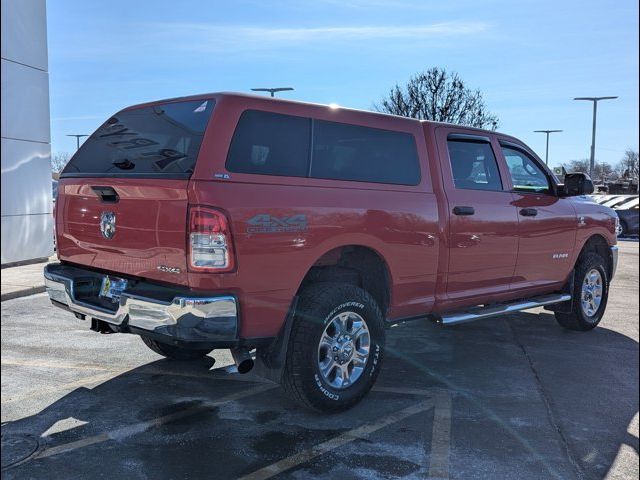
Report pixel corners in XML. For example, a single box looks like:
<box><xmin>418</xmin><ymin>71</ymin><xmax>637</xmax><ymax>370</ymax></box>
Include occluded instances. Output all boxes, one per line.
<box><xmin>61</xmin><ymin>99</ymin><xmax>214</xmax><ymax>178</ymax></box>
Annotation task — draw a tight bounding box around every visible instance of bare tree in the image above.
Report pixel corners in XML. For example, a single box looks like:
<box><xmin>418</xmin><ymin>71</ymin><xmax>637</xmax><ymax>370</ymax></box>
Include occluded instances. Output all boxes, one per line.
<box><xmin>564</xmin><ymin>159</ymin><xmax>590</xmax><ymax>174</ymax></box>
<box><xmin>375</xmin><ymin>67</ymin><xmax>499</xmax><ymax>129</ymax></box>
<box><xmin>616</xmin><ymin>148</ymin><xmax>639</xmax><ymax>180</ymax></box>
<box><xmin>51</xmin><ymin>152</ymin><xmax>72</xmax><ymax>173</ymax></box>
<box><xmin>563</xmin><ymin>159</ymin><xmax>617</xmax><ymax>183</ymax></box>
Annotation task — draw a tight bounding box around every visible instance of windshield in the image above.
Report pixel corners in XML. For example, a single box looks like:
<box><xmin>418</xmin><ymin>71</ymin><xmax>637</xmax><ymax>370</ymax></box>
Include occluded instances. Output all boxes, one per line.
<box><xmin>61</xmin><ymin>99</ymin><xmax>215</xmax><ymax>178</ymax></box>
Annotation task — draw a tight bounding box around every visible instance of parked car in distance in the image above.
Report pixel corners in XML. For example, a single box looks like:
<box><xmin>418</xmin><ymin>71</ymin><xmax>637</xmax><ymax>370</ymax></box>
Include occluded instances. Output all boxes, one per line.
<box><xmin>614</xmin><ymin>197</ymin><xmax>639</xmax><ymax>237</ymax></box>
<box><xmin>45</xmin><ymin>93</ymin><xmax>619</xmax><ymax>412</ymax></box>
<box><xmin>589</xmin><ymin>194</ymin><xmax>623</xmax><ymax>205</ymax></box>
<box><xmin>603</xmin><ymin>195</ymin><xmax>638</xmax><ymax>209</ymax></box>
<box><xmin>616</xmin><ymin>197</ymin><xmax>639</xmax><ymax>210</ymax></box>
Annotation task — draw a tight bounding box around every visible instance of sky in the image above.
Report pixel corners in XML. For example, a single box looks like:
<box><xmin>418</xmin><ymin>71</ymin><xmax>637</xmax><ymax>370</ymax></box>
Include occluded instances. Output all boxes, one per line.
<box><xmin>47</xmin><ymin>0</ymin><xmax>639</xmax><ymax>169</ymax></box>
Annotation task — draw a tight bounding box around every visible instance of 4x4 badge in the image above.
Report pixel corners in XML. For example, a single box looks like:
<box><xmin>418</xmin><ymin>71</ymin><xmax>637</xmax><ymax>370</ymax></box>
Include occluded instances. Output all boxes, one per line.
<box><xmin>247</xmin><ymin>214</ymin><xmax>307</xmax><ymax>234</ymax></box>
<box><xmin>100</xmin><ymin>211</ymin><xmax>116</xmax><ymax>239</ymax></box>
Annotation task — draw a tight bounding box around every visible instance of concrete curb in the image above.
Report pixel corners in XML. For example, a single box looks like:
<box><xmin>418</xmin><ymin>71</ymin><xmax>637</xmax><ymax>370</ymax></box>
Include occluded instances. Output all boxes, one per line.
<box><xmin>1</xmin><ymin>286</ymin><xmax>46</xmax><ymax>302</ymax></box>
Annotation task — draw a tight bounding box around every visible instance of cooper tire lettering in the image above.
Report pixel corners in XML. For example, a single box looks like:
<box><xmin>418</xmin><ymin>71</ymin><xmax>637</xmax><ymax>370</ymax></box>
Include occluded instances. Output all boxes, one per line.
<box><xmin>314</xmin><ymin>374</ymin><xmax>340</xmax><ymax>401</ymax></box>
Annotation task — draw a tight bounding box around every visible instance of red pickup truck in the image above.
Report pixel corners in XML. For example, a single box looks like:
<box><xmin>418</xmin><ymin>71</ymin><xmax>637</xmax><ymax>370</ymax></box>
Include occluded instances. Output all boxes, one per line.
<box><xmin>46</xmin><ymin>93</ymin><xmax>619</xmax><ymax>412</ymax></box>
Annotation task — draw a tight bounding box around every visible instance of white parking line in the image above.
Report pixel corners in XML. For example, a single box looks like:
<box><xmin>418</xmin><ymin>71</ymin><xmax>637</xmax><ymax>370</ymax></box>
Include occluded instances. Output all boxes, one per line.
<box><xmin>238</xmin><ymin>399</ymin><xmax>436</xmax><ymax>480</ymax></box>
<box><xmin>375</xmin><ymin>385</ymin><xmax>452</xmax><ymax>478</ymax></box>
<box><xmin>3</xmin><ymin>357</ymin><xmax>452</xmax><ymax>478</ymax></box>
<box><xmin>427</xmin><ymin>390</ymin><xmax>452</xmax><ymax>479</ymax></box>
<box><xmin>29</xmin><ymin>384</ymin><xmax>277</xmax><ymax>462</ymax></box>
<box><xmin>238</xmin><ymin>389</ymin><xmax>452</xmax><ymax>480</ymax></box>
<box><xmin>373</xmin><ymin>385</ymin><xmax>442</xmax><ymax>397</ymax></box>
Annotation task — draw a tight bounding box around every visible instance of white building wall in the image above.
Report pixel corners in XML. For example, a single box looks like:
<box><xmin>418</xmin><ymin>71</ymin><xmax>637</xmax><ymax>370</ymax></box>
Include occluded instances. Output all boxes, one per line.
<box><xmin>1</xmin><ymin>0</ymin><xmax>53</xmax><ymax>264</ymax></box>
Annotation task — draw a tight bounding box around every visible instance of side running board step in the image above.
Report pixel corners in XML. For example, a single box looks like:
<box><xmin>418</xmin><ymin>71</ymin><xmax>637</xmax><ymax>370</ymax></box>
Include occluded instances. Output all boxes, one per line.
<box><xmin>437</xmin><ymin>293</ymin><xmax>572</xmax><ymax>326</ymax></box>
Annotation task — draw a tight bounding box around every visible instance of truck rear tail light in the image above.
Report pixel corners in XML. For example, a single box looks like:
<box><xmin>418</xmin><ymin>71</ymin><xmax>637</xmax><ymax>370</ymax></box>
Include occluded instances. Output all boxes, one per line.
<box><xmin>188</xmin><ymin>207</ymin><xmax>235</xmax><ymax>272</ymax></box>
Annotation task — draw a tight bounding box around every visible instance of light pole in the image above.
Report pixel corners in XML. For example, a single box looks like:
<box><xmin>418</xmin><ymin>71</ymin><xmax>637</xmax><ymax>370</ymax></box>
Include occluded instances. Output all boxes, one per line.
<box><xmin>67</xmin><ymin>134</ymin><xmax>89</xmax><ymax>151</ymax></box>
<box><xmin>573</xmin><ymin>96</ymin><xmax>618</xmax><ymax>177</ymax></box>
<box><xmin>251</xmin><ymin>87</ymin><xmax>294</xmax><ymax>98</ymax></box>
<box><xmin>534</xmin><ymin>129</ymin><xmax>563</xmax><ymax>165</ymax></box>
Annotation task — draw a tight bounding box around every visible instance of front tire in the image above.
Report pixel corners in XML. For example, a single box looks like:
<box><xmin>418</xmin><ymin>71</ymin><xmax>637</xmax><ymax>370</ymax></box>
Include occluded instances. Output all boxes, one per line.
<box><xmin>555</xmin><ymin>252</ymin><xmax>609</xmax><ymax>331</ymax></box>
<box><xmin>619</xmin><ymin>219</ymin><xmax>629</xmax><ymax>237</ymax></box>
<box><xmin>140</xmin><ymin>335</ymin><xmax>212</xmax><ymax>360</ymax></box>
<box><xmin>282</xmin><ymin>283</ymin><xmax>385</xmax><ymax>412</ymax></box>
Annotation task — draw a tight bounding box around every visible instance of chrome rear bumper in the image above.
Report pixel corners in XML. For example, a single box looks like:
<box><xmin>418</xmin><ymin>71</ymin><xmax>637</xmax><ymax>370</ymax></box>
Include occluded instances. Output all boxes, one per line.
<box><xmin>44</xmin><ymin>263</ymin><xmax>238</xmax><ymax>345</ymax></box>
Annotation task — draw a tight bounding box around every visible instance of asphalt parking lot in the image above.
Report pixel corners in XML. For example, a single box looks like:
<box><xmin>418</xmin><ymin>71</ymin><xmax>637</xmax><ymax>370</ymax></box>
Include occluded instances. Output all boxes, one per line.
<box><xmin>2</xmin><ymin>242</ymin><xmax>638</xmax><ymax>480</ymax></box>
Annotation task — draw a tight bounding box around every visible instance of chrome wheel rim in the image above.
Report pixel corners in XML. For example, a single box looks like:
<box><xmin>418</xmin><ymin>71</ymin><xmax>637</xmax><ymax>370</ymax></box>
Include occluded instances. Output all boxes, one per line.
<box><xmin>317</xmin><ymin>311</ymin><xmax>370</xmax><ymax>390</ymax></box>
<box><xmin>581</xmin><ymin>268</ymin><xmax>603</xmax><ymax>317</ymax></box>
<box><xmin>615</xmin><ymin>223</ymin><xmax>624</xmax><ymax>237</ymax></box>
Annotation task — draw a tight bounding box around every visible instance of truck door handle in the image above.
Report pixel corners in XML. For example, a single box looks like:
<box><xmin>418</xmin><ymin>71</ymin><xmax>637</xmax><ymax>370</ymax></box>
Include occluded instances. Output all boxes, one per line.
<box><xmin>519</xmin><ymin>208</ymin><xmax>538</xmax><ymax>217</ymax></box>
<box><xmin>453</xmin><ymin>206</ymin><xmax>475</xmax><ymax>216</ymax></box>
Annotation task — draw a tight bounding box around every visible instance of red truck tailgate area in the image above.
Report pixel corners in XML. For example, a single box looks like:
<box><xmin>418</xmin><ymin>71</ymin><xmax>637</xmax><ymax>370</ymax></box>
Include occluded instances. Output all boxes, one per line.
<box><xmin>56</xmin><ymin>178</ymin><xmax>190</xmax><ymax>286</ymax></box>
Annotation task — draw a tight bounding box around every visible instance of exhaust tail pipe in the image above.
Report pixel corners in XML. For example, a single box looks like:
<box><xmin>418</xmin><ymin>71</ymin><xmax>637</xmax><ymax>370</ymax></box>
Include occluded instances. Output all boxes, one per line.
<box><xmin>231</xmin><ymin>347</ymin><xmax>254</xmax><ymax>374</ymax></box>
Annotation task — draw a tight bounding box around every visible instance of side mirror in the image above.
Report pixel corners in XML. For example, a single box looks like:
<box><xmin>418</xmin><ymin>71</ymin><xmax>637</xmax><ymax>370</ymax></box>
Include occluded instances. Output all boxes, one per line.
<box><xmin>561</xmin><ymin>172</ymin><xmax>594</xmax><ymax>197</ymax></box>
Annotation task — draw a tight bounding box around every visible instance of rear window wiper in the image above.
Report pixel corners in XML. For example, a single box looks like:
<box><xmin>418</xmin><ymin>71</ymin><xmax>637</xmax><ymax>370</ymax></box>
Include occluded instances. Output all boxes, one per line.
<box><xmin>112</xmin><ymin>159</ymin><xmax>136</xmax><ymax>170</ymax></box>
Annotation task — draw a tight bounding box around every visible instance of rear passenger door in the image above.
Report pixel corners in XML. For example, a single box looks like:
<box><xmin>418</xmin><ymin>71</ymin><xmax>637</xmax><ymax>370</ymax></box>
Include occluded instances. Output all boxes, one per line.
<box><xmin>497</xmin><ymin>141</ymin><xmax>577</xmax><ymax>291</ymax></box>
<box><xmin>435</xmin><ymin>129</ymin><xmax>519</xmax><ymax>305</ymax></box>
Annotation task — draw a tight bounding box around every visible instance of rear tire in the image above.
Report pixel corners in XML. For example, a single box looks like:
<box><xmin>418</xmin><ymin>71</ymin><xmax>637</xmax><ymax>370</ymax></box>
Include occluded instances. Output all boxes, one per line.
<box><xmin>140</xmin><ymin>335</ymin><xmax>212</xmax><ymax>360</ymax></box>
<box><xmin>282</xmin><ymin>283</ymin><xmax>385</xmax><ymax>412</ymax></box>
<box><xmin>555</xmin><ymin>252</ymin><xmax>609</xmax><ymax>331</ymax></box>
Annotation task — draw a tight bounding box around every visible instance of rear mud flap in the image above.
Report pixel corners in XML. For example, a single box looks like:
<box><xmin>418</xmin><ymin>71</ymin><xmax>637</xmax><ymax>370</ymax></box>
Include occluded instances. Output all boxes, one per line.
<box><xmin>253</xmin><ymin>296</ymin><xmax>299</xmax><ymax>384</ymax></box>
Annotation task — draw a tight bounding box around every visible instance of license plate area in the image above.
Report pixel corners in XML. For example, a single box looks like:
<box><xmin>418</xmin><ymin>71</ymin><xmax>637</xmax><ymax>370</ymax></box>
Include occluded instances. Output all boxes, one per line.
<box><xmin>99</xmin><ymin>276</ymin><xmax>128</xmax><ymax>303</ymax></box>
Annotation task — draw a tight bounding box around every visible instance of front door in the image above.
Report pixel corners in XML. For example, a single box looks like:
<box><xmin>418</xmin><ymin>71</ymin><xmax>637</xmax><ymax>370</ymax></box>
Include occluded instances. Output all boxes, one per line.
<box><xmin>497</xmin><ymin>141</ymin><xmax>577</xmax><ymax>292</ymax></box>
<box><xmin>436</xmin><ymin>129</ymin><xmax>519</xmax><ymax>306</ymax></box>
